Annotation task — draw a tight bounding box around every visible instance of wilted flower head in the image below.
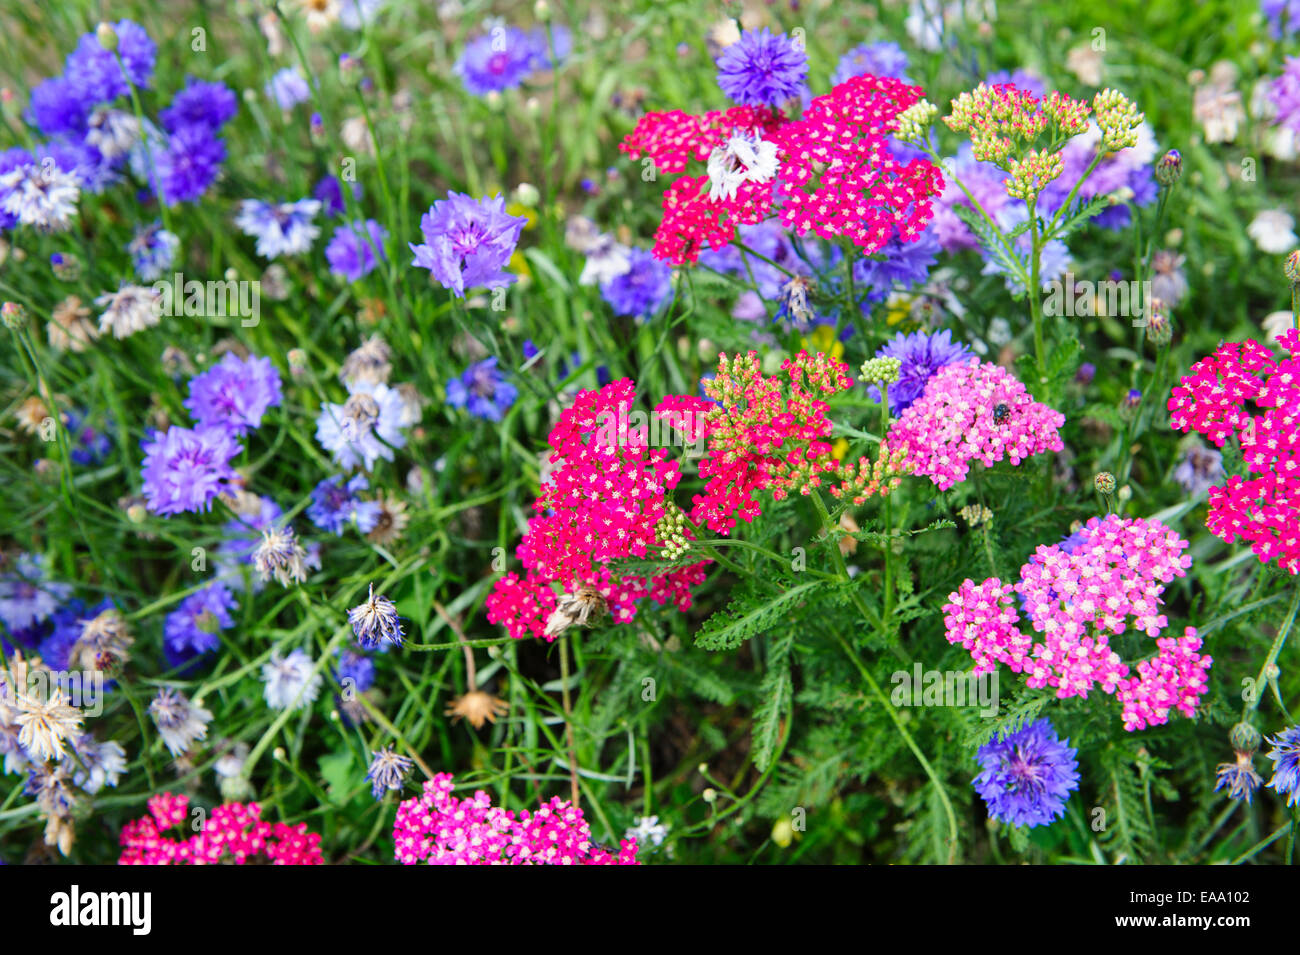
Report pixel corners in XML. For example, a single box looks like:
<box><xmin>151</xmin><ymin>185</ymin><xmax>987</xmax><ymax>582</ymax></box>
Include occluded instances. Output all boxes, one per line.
<box><xmin>149</xmin><ymin>687</ymin><xmax>213</xmax><ymax>756</ymax></box>
<box><xmin>366</xmin><ymin>746</ymin><xmax>413</xmax><ymax>798</ymax></box>
<box><xmin>348</xmin><ymin>584</ymin><xmax>404</xmax><ymax>649</ymax></box>
<box><xmin>96</xmin><ymin>285</ymin><xmax>161</xmax><ymax>339</ymax></box>
<box><xmin>252</xmin><ymin>525</ymin><xmax>309</xmax><ymax>588</ymax></box>
<box><xmin>261</xmin><ymin>648</ymin><xmax>323</xmax><ymax>711</ymax></box>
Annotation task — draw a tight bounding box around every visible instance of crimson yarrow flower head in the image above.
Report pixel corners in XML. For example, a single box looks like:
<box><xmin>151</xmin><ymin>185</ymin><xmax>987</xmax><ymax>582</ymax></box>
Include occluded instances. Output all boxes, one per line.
<box><xmin>1168</xmin><ymin>328</ymin><xmax>1300</xmax><ymax>573</ymax></box>
<box><xmin>409</xmin><ymin>191</ymin><xmax>526</xmax><ymax>296</ymax></box>
<box><xmin>887</xmin><ymin>358</ymin><xmax>1064</xmax><ymax>490</ymax></box>
<box><xmin>487</xmin><ymin>378</ymin><xmax>710</xmax><ymax>641</ymax></box>
<box><xmin>943</xmin><ymin>515</ymin><xmax>1210</xmax><ymax>731</ymax></box>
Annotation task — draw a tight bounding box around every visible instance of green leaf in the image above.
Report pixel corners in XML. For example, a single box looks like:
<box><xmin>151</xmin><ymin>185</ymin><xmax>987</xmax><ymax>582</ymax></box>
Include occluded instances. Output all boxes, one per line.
<box><xmin>1045</xmin><ymin>194</ymin><xmax>1112</xmax><ymax>243</ymax></box>
<box><xmin>693</xmin><ymin>580</ymin><xmax>821</xmax><ymax>651</ymax></box>
<box><xmin>751</xmin><ymin>632</ymin><xmax>795</xmax><ymax>771</ymax></box>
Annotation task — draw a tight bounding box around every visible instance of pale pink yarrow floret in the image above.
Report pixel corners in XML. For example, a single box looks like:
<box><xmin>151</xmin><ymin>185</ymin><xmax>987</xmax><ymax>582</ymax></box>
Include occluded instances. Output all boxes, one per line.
<box><xmin>942</xmin><ymin>515</ymin><xmax>1210</xmax><ymax>731</ymax></box>
<box><xmin>888</xmin><ymin>358</ymin><xmax>1064</xmax><ymax>490</ymax></box>
<box><xmin>393</xmin><ymin>772</ymin><xmax>639</xmax><ymax>865</ymax></box>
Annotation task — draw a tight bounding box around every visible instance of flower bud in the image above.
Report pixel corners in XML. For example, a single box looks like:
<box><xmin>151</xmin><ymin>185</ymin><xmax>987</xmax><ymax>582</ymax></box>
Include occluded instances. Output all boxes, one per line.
<box><xmin>1154</xmin><ymin>149</ymin><xmax>1182</xmax><ymax>186</ymax></box>
<box><xmin>1230</xmin><ymin>721</ymin><xmax>1261</xmax><ymax>755</ymax></box>
<box><xmin>96</xmin><ymin>22</ymin><xmax>119</xmax><ymax>52</ymax></box>
<box><xmin>1</xmin><ymin>300</ymin><xmax>25</xmax><ymax>329</ymax></box>
<box><xmin>1094</xmin><ymin>471</ymin><xmax>1116</xmax><ymax>495</ymax></box>
<box><xmin>1285</xmin><ymin>250</ymin><xmax>1300</xmax><ymax>286</ymax></box>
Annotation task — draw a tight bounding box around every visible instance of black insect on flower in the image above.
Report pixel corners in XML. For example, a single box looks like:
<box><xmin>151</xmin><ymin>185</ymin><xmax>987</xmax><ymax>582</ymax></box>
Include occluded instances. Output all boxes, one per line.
<box><xmin>992</xmin><ymin>402</ymin><xmax>1010</xmax><ymax>425</ymax></box>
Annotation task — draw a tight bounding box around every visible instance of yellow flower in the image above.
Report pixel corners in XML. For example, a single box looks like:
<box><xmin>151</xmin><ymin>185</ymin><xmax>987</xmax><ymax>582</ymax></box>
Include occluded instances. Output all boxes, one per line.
<box><xmin>801</xmin><ymin>324</ymin><xmax>843</xmax><ymax>361</ymax></box>
<box><xmin>884</xmin><ymin>293</ymin><xmax>915</xmax><ymax>326</ymax></box>
<box><xmin>832</xmin><ymin>437</ymin><xmax>849</xmax><ymax>461</ymax></box>
<box><xmin>508</xmin><ymin>250</ymin><xmax>532</xmax><ymax>285</ymax></box>
<box><xmin>506</xmin><ymin>202</ymin><xmax>538</xmax><ymax>230</ymax></box>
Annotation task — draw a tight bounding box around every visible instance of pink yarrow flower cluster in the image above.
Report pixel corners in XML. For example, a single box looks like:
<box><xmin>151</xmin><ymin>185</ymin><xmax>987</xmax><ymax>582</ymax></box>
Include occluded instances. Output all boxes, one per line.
<box><xmin>393</xmin><ymin>772</ymin><xmax>638</xmax><ymax>865</ymax></box>
<box><xmin>943</xmin><ymin>515</ymin><xmax>1211</xmax><ymax>731</ymax></box>
<box><xmin>1168</xmin><ymin>328</ymin><xmax>1300</xmax><ymax>573</ymax></box>
<box><xmin>772</xmin><ymin>73</ymin><xmax>945</xmax><ymax>250</ymax></box>
<box><xmin>118</xmin><ymin>792</ymin><xmax>324</xmax><ymax>864</ymax></box>
<box><xmin>486</xmin><ymin>378</ymin><xmax>710</xmax><ymax>641</ymax></box>
<box><xmin>887</xmin><ymin>358</ymin><xmax>1064</xmax><ymax>490</ymax></box>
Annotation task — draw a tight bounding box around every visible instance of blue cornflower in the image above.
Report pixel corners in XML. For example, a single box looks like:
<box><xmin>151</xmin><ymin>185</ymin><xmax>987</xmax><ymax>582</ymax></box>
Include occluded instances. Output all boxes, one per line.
<box><xmin>127</xmin><ymin>221</ymin><xmax>179</xmax><ymax>281</ymax></box>
<box><xmin>852</xmin><ymin>230</ymin><xmax>940</xmax><ymax>305</ymax></box>
<box><xmin>0</xmin><ymin>554</ymin><xmax>72</xmax><ymax>634</ymax></box>
<box><xmin>156</xmin><ymin>123</ymin><xmax>226</xmax><ymax>205</ymax></box>
<box><xmin>832</xmin><ymin>41</ymin><xmax>911</xmax><ymax>84</ymax></box>
<box><xmin>63</xmin><ymin>409</ymin><xmax>112</xmax><ymax>465</ymax></box>
<box><xmin>409</xmin><ymin>192</ymin><xmax>526</xmax><ymax>296</ymax></box>
<box><xmin>308</xmin><ymin>474</ymin><xmax>382</xmax><ymax>536</ymax></box>
<box><xmin>27</xmin><ymin>77</ymin><xmax>93</xmax><ymax>138</ymax></box>
<box><xmin>235</xmin><ymin>198</ymin><xmax>322</xmax><ymax>258</ymax></box>
<box><xmin>335</xmin><ymin>649</ymin><xmax>376</xmax><ymax>694</ymax></box>
<box><xmin>314</xmin><ymin>174</ymin><xmax>360</xmax><ymax>217</ymax></box>
<box><xmin>455</xmin><ymin>26</ymin><xmax>539</xmax><ymax>95</ymax></box>
<box><xmin>973</xmin><ymin>718</ymin><xmax>1080</xmax><ymax>828</ymax></box>
<box><xmin>1263</xmin><ymin>0</ymin><xmax>1300</xmax><ymax>37</ymax></box>
<box><xmin>326</xmin><ymin>218</ymin><xmax>388</xmax><ymax>282</ymax></box>
<box><xmin>715</xmin><ymin>28</ymin><xmax>808</xmax><ymax>107</ymax></box>
<box><xmin>1264</xmin><ymin>726</ymin><xmax>1300</xmax><ymax>807</ymax></box>
<box><xmin>867</xmin><ymin>328</ymin><xmax>974</xmax><ymax>414</ymax></box>
<box><xmin>184</xmin><ymin>353</ymin><xmax>284</xmax><ymax>437</ymax></box>
<box><xmin>315</xmin><ymin>380</ymin><xmax>408</xmax><ymax>472</ymax></box>
<box><xmin>446</xmin><ymin>357</ymin><xmax>518</xmax><ymax>422</ymax></box>
<box><xmin>64</xmin><ymin>20</ymin><xmax>157</xmax><ymax>102</ymax></box>
<box><xmin>348</xmin><ymin>584</ymin><xmax>404</xmax><ymax>650</ymax></box>
<box><xmin>159</xmin><ymin>76</ymin><xmax>237</xmax><ymax>133</ymax></box>
<box><xmin>265</xmin><ymin>67</ymin><xmax>311</xmax><ymax>110</ymax></box>
<box><xmin>599</xmin><ymin>247</ymin><xmax>672</xmax><ymax>320</ymax></box>
<box><xmin>139</xmin><ymin>425</ymin><xmax>241</xmax><ymax>516</ymax></box>
<box><xmin>163</xmin><ymin>582</ymin><xmax>237</xmax><ymax>667</ymax></box>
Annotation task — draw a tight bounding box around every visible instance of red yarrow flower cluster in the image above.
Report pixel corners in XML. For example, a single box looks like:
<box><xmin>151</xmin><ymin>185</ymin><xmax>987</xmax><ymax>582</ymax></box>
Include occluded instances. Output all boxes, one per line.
<box><xmin>393</xmin><ymin>772</ymin><xmax>638</xmax><ymax>865</ymax></box>
<box><xmin>663</xmin><ymin>351</ymin><xmax>859</xmax><ymax>534</ymax></box>
<box><xmin>486</xmin><ymin>378</ymin><xmax>710</xmax><ymax>641</ymax></box>
<box><xmin>118</xmin><ymin>792</ymin><xmax>324</xmax><ymax>865</ymax></box>
<box><xmin>943</xmin><ymin>515</ymin><xmax>1210</xmax><ymax>731</ymax></box>
<box><xmin>887</xmin><ymin>358</ymin><xmax>1065</xmax><ymax>490</ymax></box>
<box><xmin>620</xmin><ymin>105</ymin><xmax>785</xmax><ymax>264</ymax></box>
<box><xmin>1168</xmin><ymin>328</ymin><xmax>1300</xmax><ymax>573</ymax></box>
<box><xmin>772</xmin><ymin>74</ymin><xmax>945</xmax><ymax>251</ymax></box>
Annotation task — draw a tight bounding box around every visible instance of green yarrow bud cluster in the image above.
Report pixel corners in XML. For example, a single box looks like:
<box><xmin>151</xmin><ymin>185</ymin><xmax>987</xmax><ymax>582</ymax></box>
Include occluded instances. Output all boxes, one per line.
<box><xmin>1093</xmin><ymin>88</ymin><xmax>1145</xmax><ymax>152</ymax></box>
<box><xmin>1006</xmin><ymin>149</ymin><xmax>1065</xmax><ymax>201</ymax></box>
<box><xmin>656</xmin><ymin>503</ymin><xmax>691</xmax><ymax>560</ymax></box>
<box><xmin>859</xmin><ymin>355</ymin><xmax>901</xmax><ymax>388</ymax></box>
<box><xmin>894</xmin><ymin>99</ymin><xmax>938</xmax><ymax>142</ymax></box>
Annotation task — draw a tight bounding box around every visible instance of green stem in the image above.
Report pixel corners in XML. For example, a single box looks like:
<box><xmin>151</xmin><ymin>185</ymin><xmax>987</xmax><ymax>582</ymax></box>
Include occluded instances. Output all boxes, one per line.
<box><xmin>1243</xmin><ymin>582</ymin><xmax>1300</xmax><ymax>721</ymax></box>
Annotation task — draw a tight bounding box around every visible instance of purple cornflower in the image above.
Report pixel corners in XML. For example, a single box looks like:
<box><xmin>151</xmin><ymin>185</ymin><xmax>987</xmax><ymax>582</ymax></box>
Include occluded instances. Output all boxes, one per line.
<box><xmin>185</xmin><ymin>352</ymin><xmax>283</xmax><ymax>436</ymax></box>
<box><xmin>139</xmin><ymin>424</ymin><xmax>241</xmax><ymax>516</ymax></box>
<box><xmin>715</xmin><ymin>28</ymin><xmax>808</xmax><ymax>107</ymax></box>
<box><xmin>454</xmin><ymin>27</ymin><xmax>539</xmax><ymax>95</ymax></box>
<box><xmin>235</xmin><ymin>198</ymin><xmax>322</xmax><ymax>258</ymax></box>
<box><xmin>348</xmin><ymin>584</ymin><xmax>404</xmax><ymax>649</ymax></box>
<box><xmin>1270</xmin><ymin>57</ymin><xmax>1300</xmax><ymax>135</ymax></box>
<box><xmin>1264</xmin><ymin>725</ymin><xmax>1300</xmax><ymax>807</ymax></box>
<box><xmin>326</xmin><ymin>218</ymin><xmax>388</xmax><ymax>281</ymax></box>
<box><xmin>335</xmin><ymin>649</ymin><xmax>376</xmax><ymax>694</ymax></box>
<box><xmin>315</xmin><ymin>380</ymin><xmax>408</xmax><ymax>472</ymax></box>
<box><xmin>64</xmin><ymin>409</ymin><xmax>112</xmax><ymax>465</ymax></box>
<box><xmin>852</xmin><ymin>229</ymin><xmax>940</xmax><ymax>305</ymax></box>
<box><xmin>831</xmin><ymin>41</ymin><xmax>911</xmax><ymax>84</ymax></box>
<box><xmin>159</xmin><ymin>76</ymin><xmax>238</xmax><ymax>132</ymax></box>
<box><xmin>314</xmin><ymin>174</ymin><xmax>360</xmax><ymax>217</ymax></box>
<box><xmin>127</xmin><ymin>221</ymin><xmax>179</xmax><ymax>281</ymax></box>
<box><xmin>308</xmin><ymin>474</ymin><xmax>382</xmax><ymax>535</ymax></box>
<box><xmin>446</xmin><ymin>357</ymin><xmax>518</xmax><ymax>422</ymax></box>
<box><xmin>64</xmin><ymin>20</ymin><xmax>157</xmax><ymax>102</ymax></box>
<box><xmin>973</xmin><ymin>718</ymin><xmax>1079</xmax><ymax>828</ymax></box>
<box><xmin>409</xmin><ymin>192</ymin><xmax>526</xmax><ymax>296</ymax></box>
<box><xmin>1173</xmin><ymin>443</ymin><xmax>1225</xmax><ymax>497</ymax></box>
<box><xmin>599</xmin><ymin>247</ymin><xmax>672</xmax><ymax>320</ymax></box>
<box><xmin>868</xmin><ymin>329</ymin><xmax>973</xmax><ymax>414</ymax></box>
<box><xmin>27</xmin><ymin>78</ymin><xmax>93</xmax><ymax>138</ymax></box>
<box><xmin>265</xmin><ymin>67</ymin><xmax>311</xmax><ymax>109</ymax></box>
<box><xmin>156</xmin><ymin>124</ymin><xmax>226</xmax><ymax>205</ymax></box>
<box><xmin>1076</xmin><ymin>362</ymin><xmax>1096</xmax><ymax>385</ymax></box>
<box><xmin>1262</xmin><ymin>0</ymin><xmax>1300</xmax><ymax>38</ymax></box>
<box><xmin>163</xmin><ymin>582</ymin><xmax>237</xmax><ymax>666</ymax></box>
<box><xmin>0</xmin><ymin>554</ymin><xmax>72</xmax><ymax>634</ymax></box>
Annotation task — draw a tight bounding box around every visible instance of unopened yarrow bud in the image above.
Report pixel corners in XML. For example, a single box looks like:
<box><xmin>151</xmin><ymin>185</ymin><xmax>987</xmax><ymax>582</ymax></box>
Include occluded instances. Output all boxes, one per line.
<box><xmin>860</xmin><ymin>355</ymin><xmax>902</xmax><ymax>387</ymax></box>
<box><xmin>1094</xmin><ymin>471</ymin><xmax>1117</xmax><ymax>495</ymax></box>
<box><xmin>1092</xmin><ymin>88</ymin><xmax>1144</xmax><ymax>151</ymax></box>
<box><xmin>894</xmin><ymin>99</ymin><xmax>938</xmax><ymax>141</ymax></box>
<box><xmin>655</xmin><ymin>503</ymin><xmax>691</xmax><ymax>560</ymax></box>
<box><xmin>959</xmin><ymin>503</ymin><xmax>994</xmax><ymax>527</ymax></box>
